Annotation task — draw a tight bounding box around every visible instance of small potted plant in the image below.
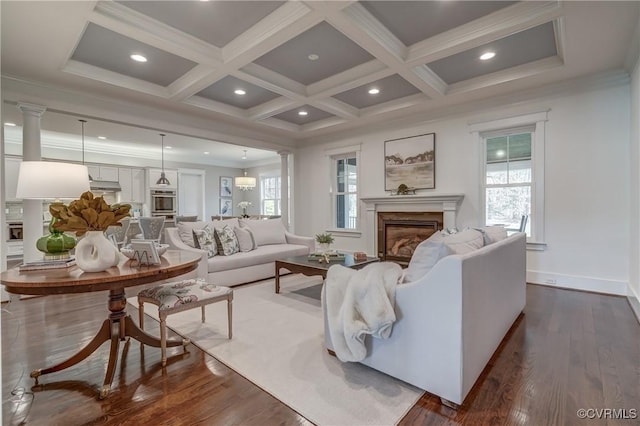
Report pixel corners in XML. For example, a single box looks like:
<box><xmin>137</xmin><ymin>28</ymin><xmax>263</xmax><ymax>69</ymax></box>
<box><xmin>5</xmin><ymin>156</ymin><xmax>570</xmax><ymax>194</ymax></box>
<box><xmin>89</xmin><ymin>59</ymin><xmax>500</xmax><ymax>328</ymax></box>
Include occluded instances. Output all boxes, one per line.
<box><xmin>315</xmin><ymin>232</ymin><xmax>335</xmax><ymax>253</ymax></box>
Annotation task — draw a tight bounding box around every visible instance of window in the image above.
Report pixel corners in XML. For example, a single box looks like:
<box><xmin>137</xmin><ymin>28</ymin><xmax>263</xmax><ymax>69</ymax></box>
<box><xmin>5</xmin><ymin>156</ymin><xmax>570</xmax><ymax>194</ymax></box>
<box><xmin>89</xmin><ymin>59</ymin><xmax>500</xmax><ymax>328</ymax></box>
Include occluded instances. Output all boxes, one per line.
<box><xmin>333</xmin><ymin>154</ymin><xmax>358</xmax><ymax>229</ymax></box>
<box><xmin>260</xmin><ymin>175</ymin><xmax>280</xmax><ymax>216</ymax></box>
<box><xmin>484</xmin><ymin>130</ymin><xmax>532</xmax><ymax>234</ymax></box>
<box><xmin>470</xmin><ymin>110</ymin><xmax>547</xmax><ymax>247</ymax></box>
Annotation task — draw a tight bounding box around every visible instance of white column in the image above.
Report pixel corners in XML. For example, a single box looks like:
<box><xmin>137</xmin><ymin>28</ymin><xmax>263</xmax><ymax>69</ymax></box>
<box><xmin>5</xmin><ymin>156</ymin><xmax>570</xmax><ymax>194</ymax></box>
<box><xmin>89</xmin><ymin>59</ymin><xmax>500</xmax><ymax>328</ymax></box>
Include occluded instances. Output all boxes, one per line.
<box><xmin>18</xmin><ymin>102</ymin><xmax>47</xmax><ymax>263</ymax></box>
<box><xmin>278</xmin><ymin>150</ymin><xmax>290</xmax><ymax>230</ymax></box>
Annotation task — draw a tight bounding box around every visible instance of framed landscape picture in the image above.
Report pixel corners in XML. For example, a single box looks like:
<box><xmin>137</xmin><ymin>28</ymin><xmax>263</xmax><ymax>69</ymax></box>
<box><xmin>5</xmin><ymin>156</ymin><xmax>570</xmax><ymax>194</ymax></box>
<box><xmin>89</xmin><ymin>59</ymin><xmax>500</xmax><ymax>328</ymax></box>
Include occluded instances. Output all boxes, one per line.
<box><xmin>219</xmin><ymin>197</ymin><xmax>233</xmax><ymax>216</ymax></box>
<box><xmin>220</xmin><ymin>176</ymin><xmax>233</xmax><ymax>197</ymax></box>
<box><xmin>384</xmin><ymin>133</ymin><xmax>435</xmax><ymax>191</ymax></box>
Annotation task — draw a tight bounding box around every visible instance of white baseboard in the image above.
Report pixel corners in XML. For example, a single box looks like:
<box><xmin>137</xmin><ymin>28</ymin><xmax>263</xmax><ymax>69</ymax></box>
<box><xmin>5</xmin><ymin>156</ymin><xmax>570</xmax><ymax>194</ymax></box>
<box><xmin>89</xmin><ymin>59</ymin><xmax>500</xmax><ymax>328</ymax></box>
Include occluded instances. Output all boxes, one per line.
<box><xmin>527</xmin><ymin>270</ymin><xmax>627</xmax><ymax>295</ymax></box>
<box><xmin>627</xmin><ymin>285</ymin><xmax>640</xmax><ymax>323</ymax></box>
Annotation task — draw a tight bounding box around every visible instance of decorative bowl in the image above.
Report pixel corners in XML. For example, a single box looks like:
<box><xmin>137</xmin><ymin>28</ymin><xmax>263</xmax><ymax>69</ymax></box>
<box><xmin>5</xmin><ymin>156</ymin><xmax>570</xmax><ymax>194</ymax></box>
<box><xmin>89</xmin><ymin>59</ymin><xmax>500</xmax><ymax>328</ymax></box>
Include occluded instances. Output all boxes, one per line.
<box><xmin>120</xmin><ymin>243</ymin><xmax>169</xmax><ymax>259</ymax></box>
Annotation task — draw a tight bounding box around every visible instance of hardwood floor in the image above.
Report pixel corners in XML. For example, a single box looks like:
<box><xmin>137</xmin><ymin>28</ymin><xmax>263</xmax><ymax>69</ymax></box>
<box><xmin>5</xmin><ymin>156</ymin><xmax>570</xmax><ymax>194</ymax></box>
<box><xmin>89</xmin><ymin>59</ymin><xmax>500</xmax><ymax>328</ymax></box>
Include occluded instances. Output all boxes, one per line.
<box><xmin>2</xmin><ymin>283</ymin><xmax>638</xmax><ymax>425</ymax></box>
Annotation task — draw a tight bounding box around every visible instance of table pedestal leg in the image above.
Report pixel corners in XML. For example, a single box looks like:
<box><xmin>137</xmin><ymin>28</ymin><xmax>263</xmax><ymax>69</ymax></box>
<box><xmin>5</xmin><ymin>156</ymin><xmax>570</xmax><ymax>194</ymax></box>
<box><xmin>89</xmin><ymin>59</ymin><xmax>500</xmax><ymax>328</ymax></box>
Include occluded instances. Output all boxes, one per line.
<box><xmin>31</xmin><ymin>287</ymin><xmax>189</xmax><ymax>399</ymax></box>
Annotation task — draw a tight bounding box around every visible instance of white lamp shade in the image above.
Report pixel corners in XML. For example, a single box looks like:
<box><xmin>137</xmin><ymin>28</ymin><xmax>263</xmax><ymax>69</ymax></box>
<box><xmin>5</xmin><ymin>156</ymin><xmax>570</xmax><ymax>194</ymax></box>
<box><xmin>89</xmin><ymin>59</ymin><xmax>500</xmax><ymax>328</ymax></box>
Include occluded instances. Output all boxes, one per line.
<box><xmin>235</xmin><ymin>175</ymin><xmax>256</xmax><ymax>189</ymax></box>
<box><xmin>16</xmin><ymin>161</ymin><xmax>91</xmax><ymax>199</ymax></box>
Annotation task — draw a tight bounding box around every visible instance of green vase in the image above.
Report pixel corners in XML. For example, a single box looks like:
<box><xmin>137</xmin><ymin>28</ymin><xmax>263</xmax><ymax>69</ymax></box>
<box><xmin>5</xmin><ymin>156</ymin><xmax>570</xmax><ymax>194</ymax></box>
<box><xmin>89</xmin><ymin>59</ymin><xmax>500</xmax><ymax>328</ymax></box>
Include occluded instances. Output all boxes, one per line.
<box><xmin>36</xmin><ymin>231</ymin><xmax>76</xmax><ymax>254</ymax></box>
<box><xmin>36</xmin><ymin>217</ymin><xmax>77</xmax><ymax>255</ymax></box>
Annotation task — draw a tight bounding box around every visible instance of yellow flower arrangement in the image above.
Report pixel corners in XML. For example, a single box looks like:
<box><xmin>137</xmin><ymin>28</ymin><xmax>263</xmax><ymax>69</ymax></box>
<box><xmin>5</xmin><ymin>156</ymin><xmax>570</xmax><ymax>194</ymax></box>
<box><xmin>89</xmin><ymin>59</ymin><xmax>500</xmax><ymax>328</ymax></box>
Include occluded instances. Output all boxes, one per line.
<box><xmin>50</xmin><ymin>191</ymin><xmax>131</xmax><ymax>236</ymax></box>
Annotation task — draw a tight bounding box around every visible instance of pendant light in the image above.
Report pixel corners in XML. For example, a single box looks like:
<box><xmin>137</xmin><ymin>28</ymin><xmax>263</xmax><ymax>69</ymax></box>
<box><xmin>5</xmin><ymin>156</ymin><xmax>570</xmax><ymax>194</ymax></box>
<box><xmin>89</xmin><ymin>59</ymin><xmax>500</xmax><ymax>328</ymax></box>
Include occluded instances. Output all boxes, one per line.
<box><xmin>79</xmin><ymin>119</ymin><xmax>93</xmax><ymax>182</ymax></box>
<box><xmin>156</xmin><ymin>133</ymin><xmax>170</xmax><ymax>186</ymax></box>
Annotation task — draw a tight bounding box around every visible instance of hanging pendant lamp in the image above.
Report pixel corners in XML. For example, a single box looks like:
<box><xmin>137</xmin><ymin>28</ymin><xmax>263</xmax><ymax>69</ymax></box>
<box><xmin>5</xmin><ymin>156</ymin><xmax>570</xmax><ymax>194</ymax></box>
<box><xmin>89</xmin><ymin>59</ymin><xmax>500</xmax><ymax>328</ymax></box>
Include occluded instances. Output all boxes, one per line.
<box><xmin>156</xmin><ymin>133</ymin><xmax>170</xmax><ymax>186</ymax></box>
<box><xmin>79</xmin><ymin>119</ymin><xmax>93</xmax><ymax>182</ymax></box>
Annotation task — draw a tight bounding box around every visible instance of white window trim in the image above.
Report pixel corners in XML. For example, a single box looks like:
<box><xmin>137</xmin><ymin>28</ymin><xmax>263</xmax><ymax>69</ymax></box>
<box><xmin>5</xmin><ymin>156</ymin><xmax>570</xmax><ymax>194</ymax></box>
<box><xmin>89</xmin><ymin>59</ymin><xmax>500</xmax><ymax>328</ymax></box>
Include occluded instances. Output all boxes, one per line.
<box><xmin>469</xmin><ymin>110</ymin><xmax>548</xmax><ymax>249</ymax></box>
<box><xmin>259</xmin><ymin>171</ymin><xmax>281</xmax><ymax>216</ymax></box>
<box><xmin>325</xmin><ymin>144</ymin><xmax>361</xmax><ymax>233</ymax></box>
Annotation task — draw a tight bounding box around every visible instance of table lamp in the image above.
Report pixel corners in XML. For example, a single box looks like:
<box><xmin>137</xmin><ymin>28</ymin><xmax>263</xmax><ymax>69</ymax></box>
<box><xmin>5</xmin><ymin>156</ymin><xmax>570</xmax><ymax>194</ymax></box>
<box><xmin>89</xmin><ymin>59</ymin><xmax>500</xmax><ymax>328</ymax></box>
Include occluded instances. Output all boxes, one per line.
<box><xmin>16</xmin><ymin>161</ymin><xmax>91</xmax><ymax>259</ymax></box>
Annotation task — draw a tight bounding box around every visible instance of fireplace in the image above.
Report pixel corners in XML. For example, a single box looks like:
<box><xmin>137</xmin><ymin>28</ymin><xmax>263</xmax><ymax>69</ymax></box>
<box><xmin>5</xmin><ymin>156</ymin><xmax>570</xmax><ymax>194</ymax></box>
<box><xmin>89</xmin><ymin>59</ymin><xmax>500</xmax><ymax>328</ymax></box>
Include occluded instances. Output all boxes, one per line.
<box><xmin>360</xmin><ymin>193</ymin><xmax>464</xmax><ymax>259</ymax></box>
<box><xmin>378</xmin><ymin>212</ymin><xmax>443</xmax><ymax>264</ymax></box>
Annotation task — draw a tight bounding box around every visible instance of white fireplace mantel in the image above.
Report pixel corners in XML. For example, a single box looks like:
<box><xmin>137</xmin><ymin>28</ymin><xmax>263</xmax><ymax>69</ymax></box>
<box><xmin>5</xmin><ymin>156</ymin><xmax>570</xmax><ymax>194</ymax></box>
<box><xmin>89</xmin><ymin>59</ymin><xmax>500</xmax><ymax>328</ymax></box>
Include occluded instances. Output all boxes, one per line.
<box><xmin>360</xmin><ymin>193</ymin><xmax>465</xmax><ymax>256</ymax></box>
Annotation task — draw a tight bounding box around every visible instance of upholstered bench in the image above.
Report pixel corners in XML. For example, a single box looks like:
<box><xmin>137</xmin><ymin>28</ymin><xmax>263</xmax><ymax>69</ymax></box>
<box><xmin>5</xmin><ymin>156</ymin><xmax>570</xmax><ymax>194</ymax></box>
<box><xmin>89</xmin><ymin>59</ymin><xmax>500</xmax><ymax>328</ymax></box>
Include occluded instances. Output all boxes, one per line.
<box><xmin>137</xmin><ymin>278</ymin><xmax>233</xmax><ymax>366</ymax></box>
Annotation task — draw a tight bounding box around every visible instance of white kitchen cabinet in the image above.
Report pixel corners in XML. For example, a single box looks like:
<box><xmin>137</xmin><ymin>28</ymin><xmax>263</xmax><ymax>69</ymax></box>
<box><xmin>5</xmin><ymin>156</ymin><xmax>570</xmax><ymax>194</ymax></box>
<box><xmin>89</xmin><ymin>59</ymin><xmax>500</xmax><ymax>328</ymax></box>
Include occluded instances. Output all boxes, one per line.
<box><xmin>87</xmin><ymin>165</ymin><xmax>119</xmax><ymax>181</ymax></box>
<box><xmin>6</xmin><ymin>241</ymin><xmax>23</xmax><ymax>256</ymax></box>
<box><xmin>148</xmin><ymin>168</ymin><xmax>178</xmax><ymax>189</ymax></box>
<box><xmin>118</xmin><ymin>167</ymin><xmax>145</xmax><ymax>203</ymax></box>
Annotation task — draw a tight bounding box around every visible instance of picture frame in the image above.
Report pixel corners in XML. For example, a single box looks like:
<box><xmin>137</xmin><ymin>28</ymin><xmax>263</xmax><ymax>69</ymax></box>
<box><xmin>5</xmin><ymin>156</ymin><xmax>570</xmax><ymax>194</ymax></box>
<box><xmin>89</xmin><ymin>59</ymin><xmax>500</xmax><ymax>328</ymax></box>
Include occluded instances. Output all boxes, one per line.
<box><xmin>219</xmin><ymin>197</ymin><xmax>233</xmax><ymax>216</ymax></box>
<box><xmin>220</xmin><ymin>176</ymin><xmax>233</xmax><ymax>197</ymax></box>
<box><xmin>384</xmin><ymin>133</ymin><xmax>435</xmax><ymax>191</ymax></box>
<box><xmin>131</xmin><ymin>240</ymin><xmax>160</xmax><ymax>265</ymax></box>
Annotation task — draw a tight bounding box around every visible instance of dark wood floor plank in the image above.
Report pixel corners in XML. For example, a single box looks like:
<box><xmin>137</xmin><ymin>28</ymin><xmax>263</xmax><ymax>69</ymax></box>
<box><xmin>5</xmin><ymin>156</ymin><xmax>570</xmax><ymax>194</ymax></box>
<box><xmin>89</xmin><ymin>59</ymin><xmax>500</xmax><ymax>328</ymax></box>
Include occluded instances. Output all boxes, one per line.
<box><xmin>2</xmin><ymin>283</ymin><xmax>638</xmax><ymax>425</ymax></box>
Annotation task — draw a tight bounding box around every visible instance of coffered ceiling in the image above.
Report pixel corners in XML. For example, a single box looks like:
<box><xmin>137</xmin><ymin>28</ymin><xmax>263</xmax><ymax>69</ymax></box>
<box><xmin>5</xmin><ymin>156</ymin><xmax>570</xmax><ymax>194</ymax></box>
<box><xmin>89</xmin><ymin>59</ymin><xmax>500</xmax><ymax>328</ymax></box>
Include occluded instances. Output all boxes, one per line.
<box><xmin>1</xmin><ymin>1</ymin><xmax>639</xmax><ymax>154</ymax></box>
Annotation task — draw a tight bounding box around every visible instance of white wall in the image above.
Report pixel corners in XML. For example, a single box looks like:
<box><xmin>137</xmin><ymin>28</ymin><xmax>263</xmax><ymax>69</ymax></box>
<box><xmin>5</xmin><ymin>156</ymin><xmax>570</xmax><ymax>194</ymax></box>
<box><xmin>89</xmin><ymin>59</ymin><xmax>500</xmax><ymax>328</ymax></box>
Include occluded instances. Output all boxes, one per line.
<box><xmin>295</xmin><ymin>83</ymin><xmax>631</xmax><ymax>295</ymax></box>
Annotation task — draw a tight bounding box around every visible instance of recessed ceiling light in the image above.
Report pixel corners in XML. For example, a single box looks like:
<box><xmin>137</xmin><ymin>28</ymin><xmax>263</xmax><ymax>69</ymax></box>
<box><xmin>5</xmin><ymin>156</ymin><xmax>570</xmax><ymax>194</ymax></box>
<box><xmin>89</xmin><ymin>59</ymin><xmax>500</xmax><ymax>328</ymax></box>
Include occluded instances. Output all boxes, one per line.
<box><xmin>308</xmin><ymin>54</ymin><xmax>319</xmax><ymax>61</ymax></box>
<box><xmin>165</xmin><ymin>146</ymin><xmax>172</xmax><ymax>149</ymax></box>
<box><xmin>97</xmin><ymin>136</ymin><xmax>106</xmax><ymax>140</ymax></box>
<box><xmin>480</xmin><ymin>51</ymin><xmax>495</xmax><ymax>61</ymax></box>
<box><xmin>204</xmin><ymin>151</ymin><xmax>210</xmax><ymax>155</ymax></box>
<box><xmin>4</xmin><ymin>122</ymin><xmax>16</xmax><ymax>127</ymax></box>
<box><xmin>368</xmin><ymin>88</ymin><xmax>380</xmax><ymax>95</ymax></box>
<box><xmin>298</xmin><ymin>110</ymin><xmax>308</xmax><ymax>116</ymax></box>
<box><xmin>234</xmin><ymin>89</ymin><xmax>246</xmax><ymax>95</ymax></box>
<box><xmin>130</xmin><ymin>54</ymin><xmax>147</xmax><ymax>62</ymax></box>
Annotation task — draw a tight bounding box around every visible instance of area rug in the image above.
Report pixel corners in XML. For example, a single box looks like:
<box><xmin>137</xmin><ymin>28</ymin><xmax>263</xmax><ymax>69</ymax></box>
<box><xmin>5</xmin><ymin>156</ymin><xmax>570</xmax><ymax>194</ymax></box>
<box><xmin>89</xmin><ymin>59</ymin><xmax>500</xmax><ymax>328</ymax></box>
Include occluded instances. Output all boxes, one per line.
<box><xmin>128</xmin><ymin>275</ymin><xmax>424</xmax><ymax>426</ymax></box>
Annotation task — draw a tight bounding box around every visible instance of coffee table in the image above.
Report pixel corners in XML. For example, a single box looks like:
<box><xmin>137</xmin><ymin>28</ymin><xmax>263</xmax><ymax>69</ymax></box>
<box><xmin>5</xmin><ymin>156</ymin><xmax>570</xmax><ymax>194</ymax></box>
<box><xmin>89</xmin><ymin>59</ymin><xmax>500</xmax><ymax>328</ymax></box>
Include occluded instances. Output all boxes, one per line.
<box><xmin>275</xmin><ymin>253</ymin><xmax>379</xmax><ymax>293</ymax></box>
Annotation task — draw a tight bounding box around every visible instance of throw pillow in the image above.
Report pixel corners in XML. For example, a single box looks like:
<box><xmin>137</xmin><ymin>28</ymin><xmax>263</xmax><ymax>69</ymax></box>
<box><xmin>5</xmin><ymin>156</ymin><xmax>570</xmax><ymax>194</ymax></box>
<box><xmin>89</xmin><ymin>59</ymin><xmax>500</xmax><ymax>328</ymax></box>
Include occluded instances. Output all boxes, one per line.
<box><xmin>214</xmin><ymin>225</ymin><xmax>240</xmax><ymax>256</ymax></box>
<box><xmin>474</xmin><ymin>226</ymin><xmax>508</xmax><ymax>245</ymax></box>
<box><xmin>192</xmin><ymin>224</ymin><xmax>217</xmax><ymax>258</ymax></box>
<box><xmin>403</xmin><ymin>239</ymin><xmax>451</xmax><ymax>283</ymax></box>
<box><xmin>234</xmin><ymin>226</ymin><xmax>257</xmax><ymax>252</ymax></box>
<box><xmin>239</xmin><ymin>218</ymin><xmax>286</xmax><ymax>246</ymax></box>
<box><xmin>210</xmin><ymin>217</ymin><xmax>240</xmax><ymax>231</ymax></box>
<box><xmin>177</xmin><ymin>221</ymin><xmax>208</xmax><ymax>247</ymax></box>
<box><xmin>443</xmin><ymin>228</ymin><xmax>484</xmax><ymax>254</ymax></box>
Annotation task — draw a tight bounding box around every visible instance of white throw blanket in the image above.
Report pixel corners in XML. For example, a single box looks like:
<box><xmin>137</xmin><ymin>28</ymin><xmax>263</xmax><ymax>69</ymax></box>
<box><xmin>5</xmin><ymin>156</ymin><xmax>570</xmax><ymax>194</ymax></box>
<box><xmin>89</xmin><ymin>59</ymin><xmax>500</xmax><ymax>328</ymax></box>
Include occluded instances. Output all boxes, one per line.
<box><xmin>324</xmin><ymin>262</ymin><xmax>403</xmax><ymax>362</ymax></box>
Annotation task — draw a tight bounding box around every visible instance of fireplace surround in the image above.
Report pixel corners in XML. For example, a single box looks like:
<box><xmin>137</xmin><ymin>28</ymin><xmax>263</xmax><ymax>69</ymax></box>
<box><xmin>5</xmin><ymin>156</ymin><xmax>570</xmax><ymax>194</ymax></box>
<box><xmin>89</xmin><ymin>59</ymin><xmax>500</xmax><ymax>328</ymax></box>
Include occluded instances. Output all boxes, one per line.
<box><xmin>360</xmin><ymin>194</ymin><xmax>464</xmax><ymax>258</ymax></box>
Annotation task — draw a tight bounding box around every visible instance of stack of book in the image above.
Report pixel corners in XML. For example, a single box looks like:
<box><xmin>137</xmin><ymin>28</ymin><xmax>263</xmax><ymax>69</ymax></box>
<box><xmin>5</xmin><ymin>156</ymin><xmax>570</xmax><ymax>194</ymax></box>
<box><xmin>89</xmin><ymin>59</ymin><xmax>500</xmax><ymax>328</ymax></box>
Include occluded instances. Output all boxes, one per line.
<box><xmin>18</xmin><ymin>258</ymin><xmax>76</xmax><ymax>271</ymax></box>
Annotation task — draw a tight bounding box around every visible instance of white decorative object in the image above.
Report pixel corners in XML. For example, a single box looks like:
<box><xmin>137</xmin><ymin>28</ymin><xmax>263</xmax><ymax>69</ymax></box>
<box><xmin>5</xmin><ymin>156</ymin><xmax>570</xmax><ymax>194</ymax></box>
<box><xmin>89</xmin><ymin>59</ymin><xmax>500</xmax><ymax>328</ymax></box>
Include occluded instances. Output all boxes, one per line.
<box><xmin>75</xmin><ymin>231</ymin><xmax>120</xmax><ymax>273</ymax></box>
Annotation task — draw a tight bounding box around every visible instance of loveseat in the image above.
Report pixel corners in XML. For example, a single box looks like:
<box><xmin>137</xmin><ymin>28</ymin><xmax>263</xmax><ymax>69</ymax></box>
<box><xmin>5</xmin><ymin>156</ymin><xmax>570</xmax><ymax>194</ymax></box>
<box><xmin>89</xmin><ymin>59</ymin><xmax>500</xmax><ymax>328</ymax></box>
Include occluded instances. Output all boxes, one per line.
<box><xmin>323</xmin><ymin>229</ymin><xmax>526</xmax><ymax>407</ymax></box>
<box><xmin>165</xmin><ymin>217</ymin><xmax>315</xmax><ymax>287</ymax></box>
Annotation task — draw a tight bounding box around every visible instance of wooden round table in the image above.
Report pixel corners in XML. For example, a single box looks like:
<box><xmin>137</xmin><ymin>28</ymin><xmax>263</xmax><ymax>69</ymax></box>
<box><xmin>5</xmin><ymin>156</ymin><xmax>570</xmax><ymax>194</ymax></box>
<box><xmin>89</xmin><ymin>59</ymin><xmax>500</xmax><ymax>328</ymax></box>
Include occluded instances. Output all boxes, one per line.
<box><xmin>0</xmin><ymin>250</ymin><xmax>201</xmax><ymax>398</ymax></box>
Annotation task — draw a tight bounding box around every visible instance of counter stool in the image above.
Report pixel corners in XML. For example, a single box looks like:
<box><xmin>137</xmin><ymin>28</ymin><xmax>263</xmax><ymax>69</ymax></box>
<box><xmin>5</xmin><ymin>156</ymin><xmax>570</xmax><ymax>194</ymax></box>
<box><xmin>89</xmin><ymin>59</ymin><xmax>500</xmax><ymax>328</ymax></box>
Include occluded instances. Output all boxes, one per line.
<box><xmin>137</xmin><ymin>278</ymin><xmax>233</xmax><ymax>366</ymax></box>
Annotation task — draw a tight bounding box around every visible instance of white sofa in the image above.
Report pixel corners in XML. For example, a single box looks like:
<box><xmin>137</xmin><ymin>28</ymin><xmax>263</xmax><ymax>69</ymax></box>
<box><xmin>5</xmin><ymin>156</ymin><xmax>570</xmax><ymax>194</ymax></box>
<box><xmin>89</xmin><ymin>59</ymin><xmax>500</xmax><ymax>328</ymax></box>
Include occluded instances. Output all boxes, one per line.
<box><xmin>323</xmin><ymin>231</ymin><xmax>526</xmax><ymax>407</ymax></box>
<box><xmin>165</xmin><ymin>218</ymin><xmax>315</xmax><ymax>287</ymax></box>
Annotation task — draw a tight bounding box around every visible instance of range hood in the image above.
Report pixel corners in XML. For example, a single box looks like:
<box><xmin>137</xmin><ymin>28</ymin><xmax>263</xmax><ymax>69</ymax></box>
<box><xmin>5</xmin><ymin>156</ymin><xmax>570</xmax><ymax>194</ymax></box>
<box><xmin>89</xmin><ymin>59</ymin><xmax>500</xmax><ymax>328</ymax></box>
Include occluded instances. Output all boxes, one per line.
<box><xmin>90</xmin><ymin>180</ymin><xmax>122</xmax><ymax>192</ymax></box>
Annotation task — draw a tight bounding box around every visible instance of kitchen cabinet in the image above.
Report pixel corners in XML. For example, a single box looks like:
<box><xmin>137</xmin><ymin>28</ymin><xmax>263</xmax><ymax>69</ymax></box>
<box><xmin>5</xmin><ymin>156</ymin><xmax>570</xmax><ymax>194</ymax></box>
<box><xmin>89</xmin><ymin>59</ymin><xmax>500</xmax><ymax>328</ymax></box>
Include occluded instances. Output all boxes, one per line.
<box><xmin>118</xmin><ymin>167</ymin><xmax>145</xmax><ymax>203</ymax></box>
<box><xmin>148</xmin><ymin>168</ymin><xmax>178</xmax><ymax>189</ymax></box>
<box><xmin>87</xmin><ymin>165</ymin><xmax>119</xmax><ymax>181</ymax></box>
<box><xmin>4</xmin><ymin>157</ymin><xmax>21</xmax><ymax>201</ymax></box>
